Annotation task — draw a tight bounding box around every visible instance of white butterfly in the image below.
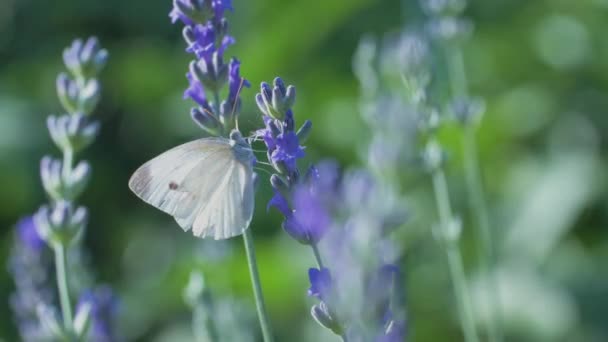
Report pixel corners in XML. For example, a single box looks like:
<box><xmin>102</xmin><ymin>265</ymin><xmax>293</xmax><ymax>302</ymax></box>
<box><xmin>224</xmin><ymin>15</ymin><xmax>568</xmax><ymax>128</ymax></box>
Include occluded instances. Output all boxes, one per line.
<box><xmin>129</xmin><ymin>131</ymin><xmax>255</xmax><ymax>240</ymax></box>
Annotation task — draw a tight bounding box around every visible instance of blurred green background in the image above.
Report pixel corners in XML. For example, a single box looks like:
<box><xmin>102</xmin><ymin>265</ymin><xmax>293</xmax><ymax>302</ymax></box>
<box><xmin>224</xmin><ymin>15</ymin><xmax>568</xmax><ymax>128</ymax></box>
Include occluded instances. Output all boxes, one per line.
<box><xmin>2</xmin><ymin>0</ymin><xmax>608</xmax><ymax>341</ymax></box>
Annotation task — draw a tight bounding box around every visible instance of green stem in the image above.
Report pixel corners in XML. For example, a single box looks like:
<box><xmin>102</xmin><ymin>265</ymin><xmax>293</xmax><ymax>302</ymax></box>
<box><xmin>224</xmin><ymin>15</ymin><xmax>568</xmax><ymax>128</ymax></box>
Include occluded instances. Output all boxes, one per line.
<box><xmin>63</xmin><ymin>148</ymin><xmax>73</xmax><ymax>180</ymax></box>
<box><xmin>311</xmin><ymin>243</ymin><xmax>325</xmax><ymax>269</ymax></box>
<box><xmin>431</xmin><ymin>169</ymin><xmax>479</xmax><ymax>342</ymax></box>
<box><xmin>54</xmin><ymin>243</ymin><xmax>73</xmax><ymax>334</ymax></box>
<box><xmin>447</xmin><ymin>44</ymin><xmax>503</xmax><ymax>342</ymax></box>
<box><xmin>242</xmin><ymin>229</ymin><xmax>274</xmax><ymax>342</ymax></box>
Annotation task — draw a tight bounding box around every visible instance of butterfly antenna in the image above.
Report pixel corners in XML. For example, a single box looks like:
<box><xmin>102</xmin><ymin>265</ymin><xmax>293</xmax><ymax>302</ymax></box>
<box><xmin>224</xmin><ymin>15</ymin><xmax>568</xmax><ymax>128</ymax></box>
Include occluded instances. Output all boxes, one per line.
<box><xmin>253</xmin><ymin>166</ymin><xmax>273</xmax><ymax>176</ymax></box>
<box><xmin>233</xmin><ymin>77</ymin><xmax>246</xmax><ymax>132</ymax></box>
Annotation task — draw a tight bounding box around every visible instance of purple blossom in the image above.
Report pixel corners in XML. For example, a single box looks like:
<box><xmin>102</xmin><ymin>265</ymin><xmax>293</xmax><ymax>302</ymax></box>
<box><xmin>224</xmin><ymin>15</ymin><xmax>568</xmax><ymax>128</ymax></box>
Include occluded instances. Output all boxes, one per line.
<box><xmin>308</xmin><ymin>268</ymin><xmax>332</xmax><ymax>300</ymax></box>
<box><xmin>185</xmin><ymin>23</ymin><xmax>217</xmax><ymax>59</ymax></box>
<box><xmin>185</xmin><ymin>72</ymin><xmax>209</xmax><ymax>107</ymax></box>
<box><xmin>271</xmin><ymin>131</ymin><xmax>305</xmax><ymax>172</ymax></box>
<box><xmin>16</xmin><ymin>216</ymin><xmax>45</xmax><ymax>252</ymax></box>
<box><xmin>78</xmin><ymin>286</ymin><xmax>119</xmax><ymax>342</ymax></box>
<box><xmin>267</xmin><ymin>189</ymin><xmax>290</xmax><ymax>216</ymax></box>
<box><xmin>212</xmin><ymin>0</ymin><xmax>233</xmax><ymax>19</ymax></box>
<box><xmin>172</xmin><ymin>0</ymin><xmax>247</xmax><ymax>132</ymax></box>
<box><xmin>227</xmin><ymin>58</ymin><xmax>249</xmax><ymax>105</ymax></box>
<box><xmin>8</xmin><ymin>217</ymin><xmax>56</xmax><ymax>341</ymax></box>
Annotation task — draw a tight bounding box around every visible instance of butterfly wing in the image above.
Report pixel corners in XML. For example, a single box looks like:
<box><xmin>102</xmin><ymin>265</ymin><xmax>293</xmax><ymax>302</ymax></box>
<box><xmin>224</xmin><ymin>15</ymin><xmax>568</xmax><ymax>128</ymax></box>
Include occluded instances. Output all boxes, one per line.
<box><xmin>129</xmin><ymin>137</ymin><xmax>255</xmax><ymax>239</ymax></box>
<box><xmin>177</xmin><ymin>152</ymin><xmax>254</xmax><ymax>239</ymax></box>
<box><xmin>128</xmin><ymin>138</ymin><xmax>231</xmax><ymax>231</ymax></box>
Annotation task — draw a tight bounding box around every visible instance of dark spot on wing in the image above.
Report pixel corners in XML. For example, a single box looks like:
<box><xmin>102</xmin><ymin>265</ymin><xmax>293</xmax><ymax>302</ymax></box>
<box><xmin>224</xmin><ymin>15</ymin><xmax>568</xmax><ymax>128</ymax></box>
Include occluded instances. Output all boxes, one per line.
<box><xmin>169</xmin><ymin>182</ymin><xmax>178</xmax><ymax>190</ymax></box>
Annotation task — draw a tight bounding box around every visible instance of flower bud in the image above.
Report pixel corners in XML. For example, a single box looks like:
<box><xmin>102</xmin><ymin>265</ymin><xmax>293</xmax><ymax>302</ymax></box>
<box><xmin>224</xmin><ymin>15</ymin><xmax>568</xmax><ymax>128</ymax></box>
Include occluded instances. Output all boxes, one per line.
<box><xmin>296</xmin><ymin>120</ymin><xmax>312</xmax><ymax>143</ymax></box>
<box><xmin>270</xmin><ymin>174</ymin><xmax>290</xmax><ymax>193</ymax></box>
<box><xmin>48</xmin><ymin>114</ymin><xmax>100</xmax><ymax>154</ymax></box>
<box><xmin>57</xmin><ymin>73</ymin><xmax>79</xmax><ymax>114</ymax></box>
<box><xmin>172</xmin><ymin>0</ymin><xmax>214</xmax><ymax>25</ymax></box>
<box><xmin>63</xmin><ymin>37</ymin><xmax>108</xmax><ymax>80</ymax></box>
<box><xmin>34</xmin><ymin>201</ymin><xmax>87</xmax><ymax>247</ymax></box>
<box><xmin>40</xmin><ymin>156</ymin><xmax>91</xmax><ymax>202</ymax></box>
<box><xmin>311</xmin><ymin>302</ymin><xmax>343</xmax><ymax>336</ymax></box>
<box><xmin>191</xmin><ymin>107</ymin><xmax>222</xmax><ymax>135</ymax></box>
<box><xmin>74</xmin><ymin>301</ymin><xmax>92</xmax><ymax>340</ymax></box>
<box><xmin>190</xmin><ymin>53</ymin><xmax>227</xmax><ymax>95</ymax></box>
<box><xmin>256</xmin><ymin>78</ymin><xmax>297</xmax><ymax>120</ymax></box>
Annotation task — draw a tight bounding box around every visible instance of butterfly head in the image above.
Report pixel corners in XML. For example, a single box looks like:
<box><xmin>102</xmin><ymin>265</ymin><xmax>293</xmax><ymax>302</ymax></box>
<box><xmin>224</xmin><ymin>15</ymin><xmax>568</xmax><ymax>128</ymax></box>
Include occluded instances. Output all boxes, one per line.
<box><xmin>229</xmin><ymin>129</ymin><xmax>255</xmax><ymax>164</ymax></box>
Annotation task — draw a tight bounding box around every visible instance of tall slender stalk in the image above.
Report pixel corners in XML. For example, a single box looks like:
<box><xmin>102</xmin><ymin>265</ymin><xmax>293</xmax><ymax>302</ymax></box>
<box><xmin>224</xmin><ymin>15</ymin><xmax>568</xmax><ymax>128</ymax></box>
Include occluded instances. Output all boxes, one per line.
<box><xmin>446</xmin><ymin>45</ymin><xmax>502</xmax><ymax>342</ymax></box>
<box><xmin>54</xmin><ymin>243</ymin><xmax>73</xmax><ymax>334</ymax></box>
<box><xmin>242</xmin><ymin>229</ymin><xmax>274</xmax><ymax>342</ymax></box>
<box><xmin>431</xmin><ymin>168</ymin><xmax>479</xmax><ymax>342</ymax></box>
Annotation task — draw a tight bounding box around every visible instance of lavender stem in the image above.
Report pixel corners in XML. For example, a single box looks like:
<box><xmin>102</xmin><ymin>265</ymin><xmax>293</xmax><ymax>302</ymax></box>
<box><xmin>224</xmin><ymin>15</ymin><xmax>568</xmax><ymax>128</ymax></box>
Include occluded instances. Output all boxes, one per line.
<box><xmin>54</xmin><ymin>243</ymin><xmax>73</xmax><ymax>334</ymax></box>
<box><xmin>431</xmin><ymin>168</ymin><xmax>479</xmax><ymax>342</ymax></box>
<box><xmin>242</xmin><ymin>229</ymin><xmax>274</xmax><ymax>342</ymax></box>
<box><xmin>446</xmin><ymin>44</ymin><xmax>502</xmax><ymax>342</ymax></box>
<box><xmin>311</xmin><ymin>243</ymin><xmax>324</xmax><ymax>269</ymax></box>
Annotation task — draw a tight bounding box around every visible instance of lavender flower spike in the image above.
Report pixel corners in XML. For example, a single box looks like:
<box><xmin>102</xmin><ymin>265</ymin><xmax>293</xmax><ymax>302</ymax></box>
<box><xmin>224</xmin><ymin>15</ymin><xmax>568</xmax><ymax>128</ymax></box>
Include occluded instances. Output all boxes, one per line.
<box><xmin>172</xmin><ymin>0</ymin><xmax>248</xmax><ymax>135</ymax></box>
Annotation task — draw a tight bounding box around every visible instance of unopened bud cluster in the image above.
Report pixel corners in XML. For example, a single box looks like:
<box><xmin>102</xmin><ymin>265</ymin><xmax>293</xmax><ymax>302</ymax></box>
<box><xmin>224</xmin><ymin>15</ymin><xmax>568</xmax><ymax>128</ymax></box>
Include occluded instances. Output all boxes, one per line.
<box><xmin>37</xmin><ymin>37</ymin><xmax>106</xmax><ymax>248</ymax></box>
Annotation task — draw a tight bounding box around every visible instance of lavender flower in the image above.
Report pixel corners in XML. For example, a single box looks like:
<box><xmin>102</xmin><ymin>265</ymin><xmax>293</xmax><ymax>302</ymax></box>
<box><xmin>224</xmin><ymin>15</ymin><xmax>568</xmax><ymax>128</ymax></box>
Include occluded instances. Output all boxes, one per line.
<box><xmin>8</xmin><ymin>217</ymin><xmax>56</xmax><ymax>341</ymax></box>
<box><xmin>9</xmin><ymin>37</ymin><xmax>115</xmax><ymax>341</ymax></box>
<box><xmin>172</xmin><ymin>0</ymin><xmax>248</xmax><ymax>136</ymax></box>
<box><xmin>295</xmin><ymin>165</ymin><xmax>407</xmax><ymax>340</ymax></box>
<box><xmin>254</xmin><ymin>77</ymin><xmax>316</xmax><ymax>244</ymax></box>
<box><xmin>77</xmin><ymin>286</ymin><xmax>119</xmax><ymax>342</ymax></box>
<box><xmin>171</xmin><ymin>3</ymin><xmax>273</xmax><ymax>340</ymax></box>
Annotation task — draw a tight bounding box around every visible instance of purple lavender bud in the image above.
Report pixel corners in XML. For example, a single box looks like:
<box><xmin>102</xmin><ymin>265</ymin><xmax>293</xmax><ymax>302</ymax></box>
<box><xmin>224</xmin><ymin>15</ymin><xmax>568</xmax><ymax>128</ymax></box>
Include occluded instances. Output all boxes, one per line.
<box><xmin>269</xmin><ymin>174</ymin><xmax>289</xmax><ymax>193</ymax></box>
<box><xmin>185</xmin><ymin>71</ymin><xmax>210</xmax><ymax>109</ymax></box>
<box><xmin>256</xmin><ymin>78</ymin><xmax>296</xmax><ymax>120</ymax></box>
<box><xmin>40</xmin><ymin>156</ymin><xmax>91</xmax><ymax>202</ymax></box>
<box><xmin>170</xmin><ymin>0</ymin><xmax>214</xmax><ymax>25</ymax></box>
<box><xmin>282</xmin><ymin>173</ymin><xmax>332</xmax><ymax>244</ymax></box>
<box><xmin>16</xmin><ymin>217</ymin><xmax>45</xmax><ymax>252</ymax></box>
<box><xmin>63</xmin><ymin>37</ymin><xmax>108</xmax><ymax>80</ymax></box>
<box><xmin>56</xmin><ymin>73</ymin><xmax>101</xmax><ymax>115</ymax></box>
<box><xmin>190</xmin><ymin>54</ymin><xmax>227</xmax><ymax>94</ymax></box>
<box><xmin>191</xmin><ymin>107</ymin><xmax>222</xmax><ymax>135</ymax></box>
<box><xmin>270</xmin><ymin>131</ymin><xmax>305</xmax><ymax>173</ymax></box>
<box><xmin>185</xmin><ymin>23</ymin><xmax>217</xmax><ymax>60</ymax></box>
<box><xmin>57</xmin><ymin>73</ymin><xmax>79</xmax><ymax>114</ymax></box>
<box><xmin>311</xmin><ymin>302</ymin><xmax>343</xmax><ymax>336</ymax></box>
<box><xmin>47</xmin><ymin>114</ymin><xmax>100</xmax><ymax>153</ymax></box>
<box><xmin>224</xmin><ymin>58</ymin><xmax>249</xmax><ymax>116</ymax></box>
<box><xmin>255</xmin><ymin>93</ymin><xmax>268</xmax><ymax>116</ymax></box>
<box><xmin>211</xmin><ymin>0</ymin><xmax>233</xmax><ymax>20</ymax></box>
<box><xmin>77</xmin><ymin>286</ymin><xmax>120</xmax><ymax>342</ymax></box>
<box><xmin>8</xmin><ymin>216</ymin><xmax>56</xmax><ymax>341</ymax></box>
<box><xmin>78</xmin><ymin>79</ymin><xmax>101</xmax><ymax>114</ymax></box>
<box><xmin>296</xmin><ymin>120</ymin><xmax>312</xmax><ymax>143</ymax></box>
<box><xmin>284</xmin><ymin>85</ymin><xmax>296</xmax><ymax>110</ymax></box>
<box><xmin>307</xmin><ymin>268</ymin><xmax>332</xmax><ymax>300</ymax></box>
<box><xmin>34</xmin><ymin>201</ymin><xmax>88</xmax><ymax>247</ymax></box>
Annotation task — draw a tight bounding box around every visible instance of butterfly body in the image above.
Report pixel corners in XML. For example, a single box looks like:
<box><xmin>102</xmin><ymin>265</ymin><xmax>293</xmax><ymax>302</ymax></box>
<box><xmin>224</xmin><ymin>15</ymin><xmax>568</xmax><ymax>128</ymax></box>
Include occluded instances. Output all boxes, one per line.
<box><xmin>129</xmin><ymin>131</ymin><xmax>255</xmax><ymax>239</ymax></box>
